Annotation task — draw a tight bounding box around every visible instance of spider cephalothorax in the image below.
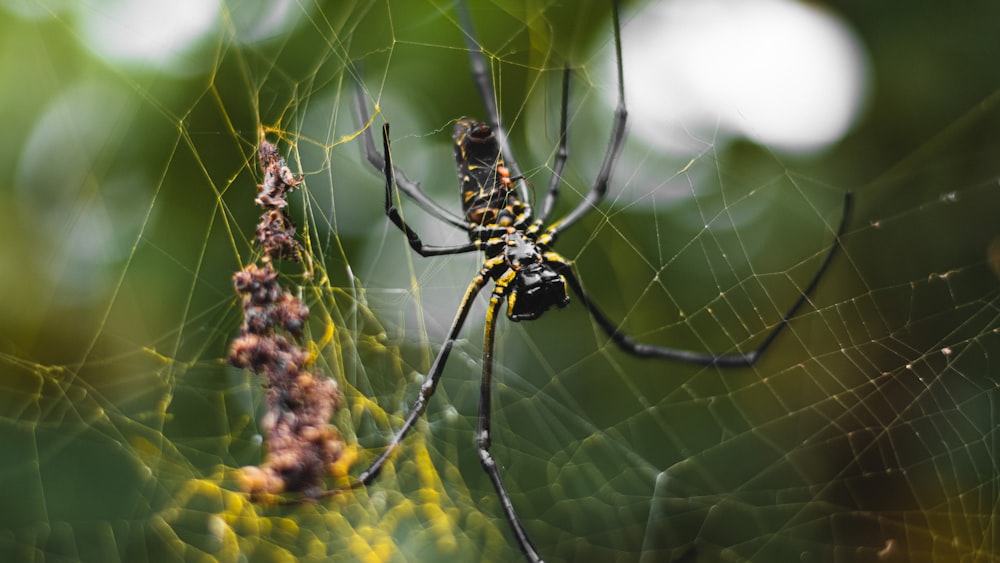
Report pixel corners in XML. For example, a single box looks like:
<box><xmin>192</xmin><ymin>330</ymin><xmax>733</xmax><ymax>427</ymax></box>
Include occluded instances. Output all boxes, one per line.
<box><xmin>492</xmin><ymin>228</ymin><xmax>569</xmax><ymax>322</ymax></box>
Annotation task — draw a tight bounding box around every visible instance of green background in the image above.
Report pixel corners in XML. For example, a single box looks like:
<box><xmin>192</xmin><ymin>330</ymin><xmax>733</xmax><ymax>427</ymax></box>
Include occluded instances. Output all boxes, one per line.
<box><xmin>2</xmin><ymin>0</ymin><xmax>999</xmax><ymax>561</ymax></box>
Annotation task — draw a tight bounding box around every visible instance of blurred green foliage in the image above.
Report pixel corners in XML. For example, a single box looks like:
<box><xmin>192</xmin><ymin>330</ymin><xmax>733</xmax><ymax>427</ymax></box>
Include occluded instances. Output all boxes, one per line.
<box><xmin>1</xmin><ymin>0</ymin><xmax>1000</xmax><ymax>561</ymax></box>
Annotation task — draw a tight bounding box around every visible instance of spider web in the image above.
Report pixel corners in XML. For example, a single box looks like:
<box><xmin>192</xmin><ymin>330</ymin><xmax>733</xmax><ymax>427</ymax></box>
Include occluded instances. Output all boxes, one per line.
<box><xmin>2</xmin><ymin>0</ymin><xmax>1000</xmax><ymax>561</ymax></box>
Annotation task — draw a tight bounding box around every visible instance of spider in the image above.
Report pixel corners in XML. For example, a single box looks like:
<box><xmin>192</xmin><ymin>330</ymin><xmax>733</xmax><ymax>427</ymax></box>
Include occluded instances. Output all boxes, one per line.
<box><xmin>347</xmin><ymin>1</ymin><xmax>852</xmax><ymax>560</ymax></box>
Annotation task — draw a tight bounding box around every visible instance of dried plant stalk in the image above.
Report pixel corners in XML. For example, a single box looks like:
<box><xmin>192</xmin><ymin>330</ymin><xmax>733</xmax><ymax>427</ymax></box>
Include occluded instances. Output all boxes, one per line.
<box><xmin>229</xmin><ymin>132</ymin><xmax>343</xmax><ymax>498</ymax></box>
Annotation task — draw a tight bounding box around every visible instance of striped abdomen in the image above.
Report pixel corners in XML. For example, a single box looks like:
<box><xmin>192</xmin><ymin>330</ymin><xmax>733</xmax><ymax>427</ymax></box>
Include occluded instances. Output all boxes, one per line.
<box><xmin>453</xmin><ymin>119</ymin><xmax>526</xmax><ymax>226</ymax></box>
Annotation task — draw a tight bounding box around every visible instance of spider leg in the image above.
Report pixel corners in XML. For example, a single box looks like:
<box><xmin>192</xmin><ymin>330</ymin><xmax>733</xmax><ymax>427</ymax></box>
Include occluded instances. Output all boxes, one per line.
<box><xmin>354</xmin><ymin>85</ymin><xmax>468</xmax><ymax>230</ymax></box>
<box><xmin>544</xmin><ymin>0</ymin><xmax>627</xmax><ymax>239</ymax></box>
<box><xmin>350</xmin><ymin>267</ymin><xmax>491</xmax><ymax>487</ymax></box>
<box><xmin>537</xmin><ymin>68</ymin><xmax>571</xmax><ymax>224</ymax></box>
<box><xmin>561</xmin><ymin>263</ymin><xmax>758</xmax><ymax>366</ymax></box>
<box><xmin>380</xmin><ymin>123</ymin><xmax>479</xmax><ymax>256</ymax></box>
<box><xmin>549</xmin><ymin>190</ymin><xmax>852</xmax><ymax>367</ymax></box>
<box><xmin>456</xmin><ymin>0</ymin><xmax>531</xmax><ymax>206</ymax></box>
<box><xmin>478</xmin><ymin>271</ymin><xmax>543</xmax><ymax>562</ymax></box>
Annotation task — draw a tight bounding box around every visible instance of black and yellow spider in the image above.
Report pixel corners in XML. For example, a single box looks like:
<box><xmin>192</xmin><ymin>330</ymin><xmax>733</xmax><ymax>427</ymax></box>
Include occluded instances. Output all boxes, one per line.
<box><xmin>349</xmin><ymin>1</ymin><xmax>852</xmax><ymax>560</ymax></box>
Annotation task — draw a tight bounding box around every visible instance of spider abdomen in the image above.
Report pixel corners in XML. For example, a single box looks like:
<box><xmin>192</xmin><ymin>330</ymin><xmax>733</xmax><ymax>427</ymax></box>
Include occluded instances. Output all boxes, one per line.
<box><xmin>453</xmin><ymin>119</ymin><xmax>527</xmax><ymax>227</ymax></box>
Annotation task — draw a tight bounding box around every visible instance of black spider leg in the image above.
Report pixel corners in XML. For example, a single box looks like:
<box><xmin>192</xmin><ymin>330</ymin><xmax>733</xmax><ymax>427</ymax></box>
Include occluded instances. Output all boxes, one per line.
<box><xmin>537</xmin><ymin>68</ymin><xmax>571</xmax><ymax>224</ymax></box>
<box><xmin>456</xmin><ymin>0</ymin><xmax>531</xmax><ymax>206</ymax></box>
<box><xmin>479</xmin><ymin>269</ymin><xmax>544</xmax><ymax>563</ymax></box>
<box><xmin>544</xmin><ymin>0</ymin><xmax>627</xmax><ymax>240</ymax></box>
<box><xmin>348</xmin><ymin>266</ymin><xmax>491</xmax><ymax>488</ymax></box>
<box><xmin>379</xmin><ymin>124</ymin><xmax>478</xmax><ymax>256</ymax></box>
<box><xmin>551</xmin><ymin>190</ymin><xmax>854</xmax><ymax>367</ymax></box>
<box><xmin>355</xmin><ymin>85</ymin><xmax>468</xmax><ymax>230</ymax></box>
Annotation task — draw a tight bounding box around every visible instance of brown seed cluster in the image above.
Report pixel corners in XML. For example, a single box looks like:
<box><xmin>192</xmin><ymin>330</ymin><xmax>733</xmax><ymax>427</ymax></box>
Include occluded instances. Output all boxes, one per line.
<box><xmin>229</xmin><ymin>133</ymin><xmax>343</xmax><ymax>499</ymax></box>
<box><xmin>255</xmin><ymin>134</ymin><xmax>303</xmax><ymax>260</ymax></box>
